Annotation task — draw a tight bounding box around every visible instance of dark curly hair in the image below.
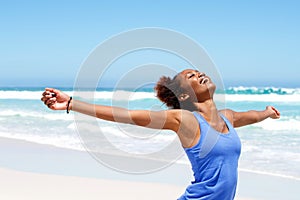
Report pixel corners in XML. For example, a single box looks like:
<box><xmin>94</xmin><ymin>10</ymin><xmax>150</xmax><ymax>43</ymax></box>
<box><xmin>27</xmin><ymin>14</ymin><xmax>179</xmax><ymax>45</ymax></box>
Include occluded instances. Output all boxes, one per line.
<box><xmin>154</xmin><ymin>75</ymin><xmax>184</xmax><ymax>109</ymax></box>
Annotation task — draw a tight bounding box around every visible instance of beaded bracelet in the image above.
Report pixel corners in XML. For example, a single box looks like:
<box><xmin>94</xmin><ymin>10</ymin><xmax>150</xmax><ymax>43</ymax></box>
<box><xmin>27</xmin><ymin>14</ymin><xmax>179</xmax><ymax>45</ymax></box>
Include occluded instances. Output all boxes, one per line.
<box><xmin>66</xmin><ymin>96</ymin><xmax>72</xmax><ymax>114</ymax></box>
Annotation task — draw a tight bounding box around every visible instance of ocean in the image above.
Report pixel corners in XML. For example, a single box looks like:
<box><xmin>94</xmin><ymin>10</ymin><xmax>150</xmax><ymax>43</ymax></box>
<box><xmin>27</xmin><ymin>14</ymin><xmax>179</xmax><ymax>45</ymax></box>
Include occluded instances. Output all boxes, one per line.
<box><xmin>0</xmin><ymin>86</ymin><xmax>300</xmax><ymax>179</ymax></box>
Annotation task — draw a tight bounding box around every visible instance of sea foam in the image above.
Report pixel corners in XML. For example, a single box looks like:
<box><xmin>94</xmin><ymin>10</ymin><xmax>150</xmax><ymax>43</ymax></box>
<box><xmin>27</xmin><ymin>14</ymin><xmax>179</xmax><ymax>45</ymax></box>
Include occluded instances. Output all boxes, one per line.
<box><xmin>1</xmin><ymin>88</ymin><xmax>300</xmax><ymax>102</ymax></box>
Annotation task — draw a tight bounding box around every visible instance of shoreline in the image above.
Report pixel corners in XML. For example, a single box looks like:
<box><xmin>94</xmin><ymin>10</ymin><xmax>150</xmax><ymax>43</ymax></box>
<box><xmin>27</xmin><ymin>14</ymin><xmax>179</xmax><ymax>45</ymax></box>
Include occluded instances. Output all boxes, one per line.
<box><xmin>1</xmin><ymin>136</ymin><xmax>300</xmax><ymax>199</ymax></box>
<box><xmin>238</xmin><ymin>168</ymin><xmax>300</xmax><ymax>181</ymax></box>
<box><xmin>1</xmin><ymin>135</ymin><xmax>299</xmax><ymax>181</ymax></box>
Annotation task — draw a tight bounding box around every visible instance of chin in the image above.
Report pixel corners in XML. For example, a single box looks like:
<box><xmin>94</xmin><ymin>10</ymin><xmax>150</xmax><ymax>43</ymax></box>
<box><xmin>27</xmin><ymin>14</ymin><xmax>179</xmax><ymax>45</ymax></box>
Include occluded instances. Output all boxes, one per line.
<box><xmin>207</xmin><ymin>83</ymin><xmax>216</xmax><ymax>96</ymax></box>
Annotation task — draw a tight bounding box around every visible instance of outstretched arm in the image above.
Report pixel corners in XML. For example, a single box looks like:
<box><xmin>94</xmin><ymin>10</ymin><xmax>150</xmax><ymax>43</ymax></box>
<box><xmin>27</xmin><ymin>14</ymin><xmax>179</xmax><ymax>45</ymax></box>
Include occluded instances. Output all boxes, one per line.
<box><xmin>225</xmin><ymin>106</ymin><xmax>280</xmax><ymax>128</ymax></box>
<box><xmin>41</xmin><ymin>88</ymin><xmax>181</xmax><ymax>131</ymax></box>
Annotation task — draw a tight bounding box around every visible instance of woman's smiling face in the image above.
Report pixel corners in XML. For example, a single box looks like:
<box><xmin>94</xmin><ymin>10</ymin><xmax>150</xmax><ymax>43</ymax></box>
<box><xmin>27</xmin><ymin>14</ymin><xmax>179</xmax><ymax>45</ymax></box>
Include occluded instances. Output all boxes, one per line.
<box><xmin>176</xmin><ymin>69</ymin><xmax>216</xmax><ymax>102</ymax></box>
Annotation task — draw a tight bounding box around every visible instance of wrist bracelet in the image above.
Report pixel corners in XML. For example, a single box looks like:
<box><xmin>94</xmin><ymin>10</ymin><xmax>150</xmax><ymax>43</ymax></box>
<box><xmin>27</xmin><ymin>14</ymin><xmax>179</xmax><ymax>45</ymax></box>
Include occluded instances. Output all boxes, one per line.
<box><xmin>66</xmin><ymin>96</ymin><xmax>72</xmax><ymax>114</ymax></box>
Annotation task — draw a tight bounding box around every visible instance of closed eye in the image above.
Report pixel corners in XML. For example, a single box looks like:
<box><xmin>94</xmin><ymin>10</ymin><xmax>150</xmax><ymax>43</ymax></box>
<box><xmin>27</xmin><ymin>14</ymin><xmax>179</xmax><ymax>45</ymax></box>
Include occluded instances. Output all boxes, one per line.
<box><xmin>188</xmin><ymin>74</ymin><xmax>195</xmax><ymax>79</ymax></box>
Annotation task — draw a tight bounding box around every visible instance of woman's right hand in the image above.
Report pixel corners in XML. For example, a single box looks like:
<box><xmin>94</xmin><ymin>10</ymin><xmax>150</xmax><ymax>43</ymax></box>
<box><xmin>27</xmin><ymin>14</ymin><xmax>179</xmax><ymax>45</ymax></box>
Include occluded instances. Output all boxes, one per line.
<box><xmin>41</xmin><ymin>88</ymin><xmax>70</xmax><ymax>110</ymax></box>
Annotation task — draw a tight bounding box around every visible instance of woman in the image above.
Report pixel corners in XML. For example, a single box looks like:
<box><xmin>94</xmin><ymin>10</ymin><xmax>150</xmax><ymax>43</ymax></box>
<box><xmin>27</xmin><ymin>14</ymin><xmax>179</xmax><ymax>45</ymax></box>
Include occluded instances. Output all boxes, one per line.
<box><xmin>41</xmin><ymin>69</ymin><xmax>280</xmax><ymax>200</ymax></box>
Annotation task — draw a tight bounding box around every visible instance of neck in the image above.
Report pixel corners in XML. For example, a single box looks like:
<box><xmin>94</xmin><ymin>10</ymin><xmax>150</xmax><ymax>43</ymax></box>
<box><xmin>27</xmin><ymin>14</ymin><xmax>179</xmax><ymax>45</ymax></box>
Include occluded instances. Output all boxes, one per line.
<box><xmin>194</xmin><ymin>99</ymin><xmax>220</xmax><ymax>123</ymax></box>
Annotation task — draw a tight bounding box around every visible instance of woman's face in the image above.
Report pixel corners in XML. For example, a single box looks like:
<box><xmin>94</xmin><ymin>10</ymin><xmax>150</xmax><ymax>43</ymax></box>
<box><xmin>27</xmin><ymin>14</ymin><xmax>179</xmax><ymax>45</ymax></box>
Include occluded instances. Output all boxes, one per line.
<box><xmin>176</xmin><ymin>69</ymin><xmax>216</xmax><ymax>102</ymax></box>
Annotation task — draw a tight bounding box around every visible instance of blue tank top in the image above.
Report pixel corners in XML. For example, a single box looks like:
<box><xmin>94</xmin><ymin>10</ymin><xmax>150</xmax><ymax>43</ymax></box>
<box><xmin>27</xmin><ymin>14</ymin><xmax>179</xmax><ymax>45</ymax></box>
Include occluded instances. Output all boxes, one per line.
<box><xmin>178</xmin><ymin>112</ymin><xmax>241</xmax><ymax>200</ymax></box>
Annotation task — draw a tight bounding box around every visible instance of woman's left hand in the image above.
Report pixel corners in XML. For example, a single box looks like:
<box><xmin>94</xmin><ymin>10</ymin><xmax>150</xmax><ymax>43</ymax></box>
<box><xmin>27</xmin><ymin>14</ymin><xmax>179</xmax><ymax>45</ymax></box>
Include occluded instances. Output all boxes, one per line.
<box><xmin>266</xmin><ymin>106</ymin><xmax>280</xmax><ymax>119</ymax></box>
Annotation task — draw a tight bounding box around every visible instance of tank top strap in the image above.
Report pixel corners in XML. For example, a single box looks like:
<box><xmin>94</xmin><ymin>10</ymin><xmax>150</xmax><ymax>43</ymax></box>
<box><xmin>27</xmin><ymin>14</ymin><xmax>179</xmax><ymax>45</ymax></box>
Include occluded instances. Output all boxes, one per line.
<box><xmin>192</xmin><ymin>111</ymin><xmax>210</xmax><ymax>133</ymax></box>
<box><xmin>184</xmin><ymin>111</ymin><xmax>210</xmax><ymax>150</ymax></box>
<box><xmin>192</xmin><ymin>111</ymin><xmax>208</xmax><ymax>125</ymax></box>
<box><xmin>193</xmin><ymin>112</ymin><xmax>234</xmax><ymax>134</ymax></box>
<box><xmin>219</xmin><ymin>113</ymin><xmax>234</xmax><ymax>132</ymax></box>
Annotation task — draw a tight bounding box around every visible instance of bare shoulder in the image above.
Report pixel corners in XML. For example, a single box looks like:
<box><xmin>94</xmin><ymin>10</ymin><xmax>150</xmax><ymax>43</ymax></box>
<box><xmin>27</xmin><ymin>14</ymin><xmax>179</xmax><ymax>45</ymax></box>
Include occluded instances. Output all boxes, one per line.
<box><xmin>169</xmin><ymin>109</ymin><xmax>200</xmax><ymax>148</ymax></box>
<box><xmin>219</xmin><ymin>109</ymin><xmax>235</xmax><ymax>124</ymax></box>
<box><xmin>166</xmin><ymin>109</ymin><xmax>198</xmax><ymax>127</ymax></box>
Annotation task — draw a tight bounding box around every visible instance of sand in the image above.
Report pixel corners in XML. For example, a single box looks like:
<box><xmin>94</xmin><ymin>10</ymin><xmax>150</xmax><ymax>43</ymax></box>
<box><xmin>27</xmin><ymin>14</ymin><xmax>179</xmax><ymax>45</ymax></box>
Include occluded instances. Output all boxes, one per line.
<box><xmin>0</xmin><ymin>137</ymin><xmax>299</xmax><ymax>200</ymax></box>
<box><xmin>0</xmin><ymin>167</ymin><xmax>185</xmax><ymax>200</ymax></box>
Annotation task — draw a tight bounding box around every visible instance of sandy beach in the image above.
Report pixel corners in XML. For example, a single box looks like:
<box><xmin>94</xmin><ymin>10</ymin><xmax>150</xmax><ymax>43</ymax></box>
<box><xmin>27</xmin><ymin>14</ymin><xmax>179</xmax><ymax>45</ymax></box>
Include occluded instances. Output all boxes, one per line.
<box><xmin>0</xmin><ymin>167</ymin><xmax>185</xmax><ymax>200</ymax></box>
<box><xmin>0</xmin><ymin>167</ymin><xmax>259</xmax><ymax>200</ymax></box>
<box><xmin>0</xmin><ymin>137</ymin><xmax>299</xmax><ymax>200</ymax></box>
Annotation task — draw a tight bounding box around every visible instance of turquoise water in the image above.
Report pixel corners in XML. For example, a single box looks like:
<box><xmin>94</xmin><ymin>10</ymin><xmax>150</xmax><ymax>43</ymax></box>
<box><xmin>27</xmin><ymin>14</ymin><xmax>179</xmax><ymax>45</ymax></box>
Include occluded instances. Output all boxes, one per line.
<box><xmin>0</xmin><ymin>87</ymin><xmax>300</xmax><ymax>178</ymax></box>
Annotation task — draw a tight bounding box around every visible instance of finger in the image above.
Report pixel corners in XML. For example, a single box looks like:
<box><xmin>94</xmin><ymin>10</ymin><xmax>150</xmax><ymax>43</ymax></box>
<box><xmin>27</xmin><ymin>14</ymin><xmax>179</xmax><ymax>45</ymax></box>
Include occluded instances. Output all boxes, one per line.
<box><xmin>41</xmin><ymin>96</ymin><xmax>48</xmax><ymax>102</ymax></box>
<box><xmin>271</xmin><ymin>107</ymin><xmax>280</xmax><ymax>116</ymax></box>
<box><xmin>49</xmin><ymin>105</ymin><xmax>55</xmax><ymax>110</ymax></box>
<box><xmin>47</xmin><ymin>103</ymin><xmax>55</xmax><ymax>109</ymax></box>
<box><xmin>45</xmin><ymin>99</ymin><xmax>51</xmax><ymax>105</ymax></box>
<box><xmin>41</xmin><ymin>96</ymin><xmax>55</xmax><ymax>102</ymax></box>
<box><xmin>45</xmin><ymin>93</ymin><xmax>55</xmax><ymax>98</ymax></box>
<box><xmin>42</xmin><ymin>91</ymin><xmax>51</xmax><ymax>96</ymax></box>
<box><xmin>42</xmin><ymin>91</ymin><xmax>57</xmax><ymax>99</ymax></box>
<box><xmin>49</xmin><ymin>97</ymin><xmax>56</xmax><ymax>102</ymax></box>
<box><xmin>45</xmin><ymin>88</ymin><xmax>59</xmax><ymax>94</ymax></box>
<box><xmin>44</xmin><ymin>98</ymin><xmax>55</xmax><ymax>106</ymax></box>
<box><xmin>42</xmin><ymin>97</ymin><xmax>51</xmax><ymax>105</ymax></box>
<box><xmin>45</xmin><ymin>88</ymin><xmax>54</xmax><ymax>92</ymax></box>
<box><xmin>46</xmin><ymin>98</ymin><xmax>56</xmax><ymax>105</ymax></box>
<box><xmin>42</xmin><ymin>93</ymin><xmax>53</xmax><ymax>99</ymax></box>
<box><xmin>45</xmin><ymin>88</ymin><xmax>60</xmax><ymax>99</ymax></box>
<box><xmin>276</xmin><ymin>111</ymin><xmax>280</xmax><ymax>117</ymax></box>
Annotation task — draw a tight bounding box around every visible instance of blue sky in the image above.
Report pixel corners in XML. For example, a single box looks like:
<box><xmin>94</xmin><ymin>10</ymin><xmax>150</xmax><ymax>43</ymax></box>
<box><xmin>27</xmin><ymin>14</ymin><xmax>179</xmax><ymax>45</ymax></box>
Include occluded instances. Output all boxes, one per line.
<box><xmin>0</xmin><ymin>0</ymin><xmax>299</xmax><ymax>88</ymax></box>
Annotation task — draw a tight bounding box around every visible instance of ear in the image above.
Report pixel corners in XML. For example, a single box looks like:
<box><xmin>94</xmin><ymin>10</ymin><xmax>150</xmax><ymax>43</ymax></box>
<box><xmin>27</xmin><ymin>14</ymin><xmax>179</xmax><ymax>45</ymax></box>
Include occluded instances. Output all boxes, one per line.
<box><xmin>178</xmin><ymin>93</ymin><xmax>190</xmax><ymax>102</ymax></box>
